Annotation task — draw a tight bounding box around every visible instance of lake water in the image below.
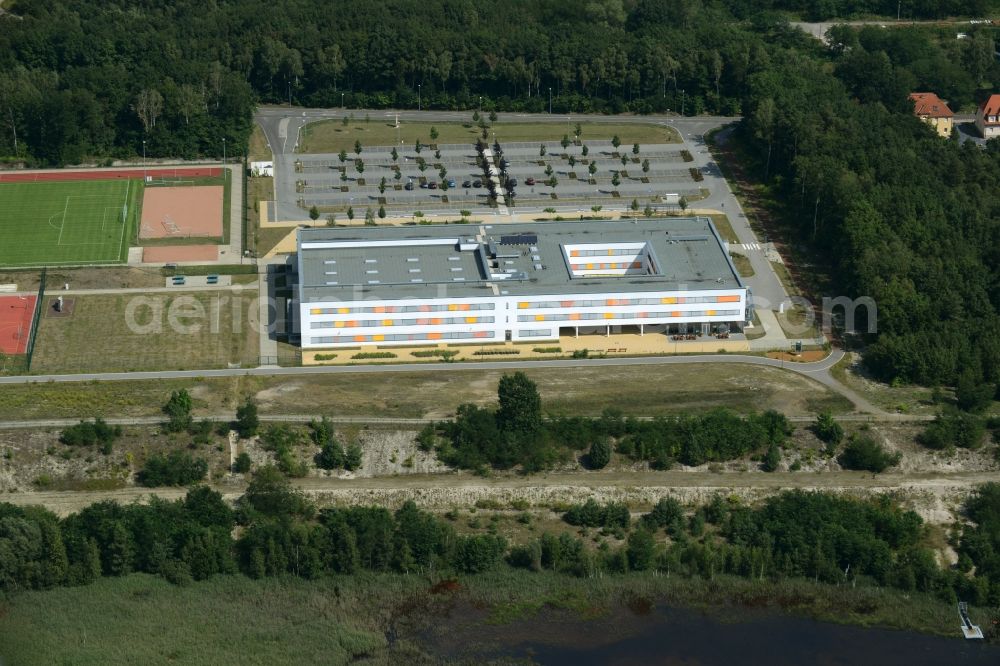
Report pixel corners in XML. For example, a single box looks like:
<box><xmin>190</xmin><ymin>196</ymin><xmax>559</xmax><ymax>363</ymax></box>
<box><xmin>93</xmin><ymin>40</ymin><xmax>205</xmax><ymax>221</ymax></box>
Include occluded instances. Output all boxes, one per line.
<box><xmin>422</xmin><ymin>604</ymin><xmax>1000</xmax><ymax>665</ymax></box>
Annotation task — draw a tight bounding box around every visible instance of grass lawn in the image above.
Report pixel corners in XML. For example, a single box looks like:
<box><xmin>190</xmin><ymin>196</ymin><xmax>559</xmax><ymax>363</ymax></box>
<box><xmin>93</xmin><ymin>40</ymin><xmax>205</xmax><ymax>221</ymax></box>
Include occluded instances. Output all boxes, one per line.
<box><xmin>30</xmin><ymin>290</ymin><xmax>258</xmax><ymax>373</ymax></box>
<box><xmin>0</xmin><ymin>179</ymin><xmax>141</xmax><ymax>267</ymax></box>
<box><xmin>707</xmin><ymin>213</ymin><xmax>739</xmax><ymax>243</ymax></box>
<box><xmin>247</xmin><ymin>362</ymin><xmax>852</xmax><ymax>419</ymax></box>
<box><xmin>729</xmin><ymin>252</ymin><xmax>755</xmax><ymax>277</ymax></box>
<box><xmin>300</xmin><ymin>120</ymin><xmax>680</xmax><ymax>154</ymax></box>
<box><xmin>248</xmin><ymin>123</ymin><xmax>272</xmax><ymax>162</ymax></box>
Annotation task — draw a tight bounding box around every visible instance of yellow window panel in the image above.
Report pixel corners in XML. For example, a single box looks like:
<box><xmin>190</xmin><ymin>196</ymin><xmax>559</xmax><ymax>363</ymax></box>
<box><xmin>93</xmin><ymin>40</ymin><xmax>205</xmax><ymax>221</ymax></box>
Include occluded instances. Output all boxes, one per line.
<box><xmin>372</xmin><ymin>335</ymin><xmax>385</xmax><ymax>341</ymax></box>
<box><xmin>604</xmin><ymin>312</ymin><xmax>614</xmax><ymax>319</ymax></box>
<box><xmin>338</xmin><ymin>307</ymin><xmax>350</xmax><ymax>314</ymax></box>
<box><xmin>334</xmin><ymin>321</ymin><xmax>345</xmax><ymax>328</ymax></box>
<box><xmin>466</xmin><ymin>316</ymin><xmax>478</xmax><ymax>324</ymax></box>
<box><xmin>518</xmin><ymin>302</ymin><xmax>530</xmax><ymax>309</ymax></box>
<box><xmin>535</xmin><ymin>314</ymin><xmax>545</xmax><ymax>321</ymax></box>
<box><xmin>310</xmin><ymin>308</ymin><xmax>321</xmax><ymax>315</ymax></box>
<box><xmin>382</xmin><ymin>319</ymin><xmax>393</xmax><ymax>326</ymax></box>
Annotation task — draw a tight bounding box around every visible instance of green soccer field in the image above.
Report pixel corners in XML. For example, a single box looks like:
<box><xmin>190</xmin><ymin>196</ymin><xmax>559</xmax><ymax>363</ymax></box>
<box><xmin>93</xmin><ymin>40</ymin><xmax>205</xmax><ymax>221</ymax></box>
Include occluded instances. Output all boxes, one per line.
<box><xmin>0</xmin><ymin>179</ymin><xmax>141</xmax><ymax>267</ymax></box>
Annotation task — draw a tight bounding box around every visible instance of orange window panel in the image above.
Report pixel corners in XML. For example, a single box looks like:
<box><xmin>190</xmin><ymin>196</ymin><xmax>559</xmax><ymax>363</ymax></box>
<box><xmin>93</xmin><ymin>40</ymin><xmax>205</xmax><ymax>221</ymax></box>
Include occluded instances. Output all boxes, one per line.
<box><xmin>353</xmin><ymin>335</ymin><xmax>365</xmax><ymax>342</ymax></box>
<box><xmin>385</xmin><ymin>306</ymin><xmax>397</xmax><ymax>313</ymax></box>
<box><xmin>671</xmin><ymin>311</ymin><xmax>681</xmax><ymax>317</ymax></box>
<box><xmin>560</xmin><ymin>300</ymin><xmax>574</xmax><ymax>307</ymax></box>
<box><xmin>606</xmin><ymin>298</ymin><xmax>617</xmax><ymax>306</ymax></box>
<box><xmin>474</xmin><ymin>331</ymin><xmax>489</xmax><ymax>338</ymax></box>
<box><xmin>717</xmin><ymin>295</ymin><xmax>740</xmax><ymax>303</ymax></box>
<box><xmin>416</xmin><ymin>318</ymin><xmax>429</xmax><ymax>326</ymax></box>
<box><xmin>427</xmin><ymin>332</ymin><xmax>442</xmax><ymax>340</ymax></box>
<box><xmin>419</xmin><ymin>305</ymin><xmax>431</xmax><ymax>312</ymax></box>
<box><xmin>430</xmin><ymin>318</ymin><xmax>442</xmax><ymax>325</ymax></box>
<box><xmin>347</xmin><ymin>320</ymin><xmax>358</xmax><ymax>328</ymax></box>
<box><xmin>518</xmin><ymin>302</ymin><xmax>530</xmax><ymax>309</ymax></box>
<box><xmin>569</xmin><ymin>313</ymin><xmax>581</xmax><ymax>321</ymax></box>
<box><xmin>382</xmin><ymin>319</ymin><xmax>393</xmax><ymax>326</ymax></box>
<box><xmin>374</xmin><ymin>306</ymin><xmax>385</xmax><ymax>313</ymax></box>
<box><xmin>460</xmin><ymin>303</ymin><xmax>471</xmax><ymax>311</ymax></box>
<box><xmin>570</xmin><ymin>250</ymin><xmax>580</xmax><ymax>257</ymax></box>
<box><xmin>677</xmin><ymin>297</ymin><xmax>686</xmax><ymax>304</ymax></box>
<box><xmin>632</xmin><ymin>262</ymin><xmax>642</xmax><ymax>269</ymax></box>
<box><xmin>586</xmin><ymin>263</ymin><xmax>594</xmax><ymax>270</ymax></box>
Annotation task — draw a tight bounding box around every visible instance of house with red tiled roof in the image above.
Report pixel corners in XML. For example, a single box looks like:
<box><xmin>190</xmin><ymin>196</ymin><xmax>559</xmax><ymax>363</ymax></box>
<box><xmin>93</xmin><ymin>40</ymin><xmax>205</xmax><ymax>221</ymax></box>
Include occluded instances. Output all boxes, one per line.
<box><xmin>909</xmin><ymin>92</ymin><xmax>954</xmax><ymax>138</ymax></box>
<box><xmin>976</xmin><ymin>94</ymin><xmax>1000</xmax><ymax>139</ymax></box>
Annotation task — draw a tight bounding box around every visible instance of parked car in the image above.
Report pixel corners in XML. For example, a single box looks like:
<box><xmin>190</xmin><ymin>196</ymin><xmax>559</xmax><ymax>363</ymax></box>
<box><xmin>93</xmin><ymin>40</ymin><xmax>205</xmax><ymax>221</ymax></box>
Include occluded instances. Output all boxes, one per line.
<box><xmin>404</xmin><ymin>181</ymin><xmax>414</xmax><ymax>190</ymax></box>
<box><xmin>507</xmin><ymin>177</ymin><xmax>518</xmax><ymax>187</ymax></box>
<box><xmin>429</xmin><ymin>181</ymin><xmax>438</xmax><ymax>189</ymax></box>
<box><xmin>419</xmin><ymin>181</ymin><xmax>429</xmax><ymax>189</ymax></box>
<box><xmin>462</xmin><ymin>180</ymin><xmax>471</xmax><ymax>188</ymax></box>
<box><xmin>525</xmin><ymin>177</ymin><xmax>535</xmax><ymax>185</ymax></box>
<box><xmin>473</xmin><ymin>179</ymin><xmax>482</xmax><ymax>188</ymax></box>
<box><xmin>447</xmin><ymin>179</ymin><xmax>456</xmax><ymax>188</ymax></box>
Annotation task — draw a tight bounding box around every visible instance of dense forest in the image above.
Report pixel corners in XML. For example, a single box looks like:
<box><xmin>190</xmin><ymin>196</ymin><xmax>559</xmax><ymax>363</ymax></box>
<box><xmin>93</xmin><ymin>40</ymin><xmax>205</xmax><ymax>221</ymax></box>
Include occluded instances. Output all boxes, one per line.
<box><xmin>0</xmin><ymin>1</ymin><xmax>998</xmax><ymax>385</ymax></box>
<box><xmin>2</xmin><ymin>473</ymin><xmax>999</xmax><ymax>616</ymax></box>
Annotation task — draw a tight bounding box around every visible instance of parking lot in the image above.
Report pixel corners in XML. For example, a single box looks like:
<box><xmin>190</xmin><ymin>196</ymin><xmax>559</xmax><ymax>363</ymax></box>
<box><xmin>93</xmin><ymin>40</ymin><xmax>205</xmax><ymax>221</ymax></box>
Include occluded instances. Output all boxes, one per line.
<box><xmin>294</xmin><ymin>139</ymin><xmax>705</xmax><ymax>216</ymax></box>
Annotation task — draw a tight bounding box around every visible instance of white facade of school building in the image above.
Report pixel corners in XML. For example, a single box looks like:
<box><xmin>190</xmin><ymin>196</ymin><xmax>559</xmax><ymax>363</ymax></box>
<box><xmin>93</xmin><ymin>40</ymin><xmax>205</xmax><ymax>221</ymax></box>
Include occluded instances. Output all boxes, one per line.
<box><xmin>296</xmin><ymin>219</ymin><xmax>750</xmax><ymax>349</ymax></box>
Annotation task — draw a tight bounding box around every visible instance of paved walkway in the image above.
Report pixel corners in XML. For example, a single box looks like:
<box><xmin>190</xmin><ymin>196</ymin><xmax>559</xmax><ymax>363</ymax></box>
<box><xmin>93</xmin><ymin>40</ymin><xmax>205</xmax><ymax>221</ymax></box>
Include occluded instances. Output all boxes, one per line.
<box><xmin>258</xmin><ymin>272</ymin><xmax>278</xmax><ymax>363</ymax></box>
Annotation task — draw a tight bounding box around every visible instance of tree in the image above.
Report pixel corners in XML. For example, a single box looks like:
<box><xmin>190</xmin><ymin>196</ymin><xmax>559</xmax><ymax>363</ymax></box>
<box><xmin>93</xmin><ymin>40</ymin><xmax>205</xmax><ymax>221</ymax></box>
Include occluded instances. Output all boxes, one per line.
<box><xmin>390</xmin><ymin>147</ymin><xmax>398</xmax><ymax>162</ymax></box>
<box><xmin>378</xmin><ymin>176</ymin><xmax>387</xmax><ymax>194</ymax></box>
<box><xmin>612</xmin><ymin>172</ymin><xmax>621</xmax><ymax>187</ymax></box>
<box><xmin>630</xmin><ymin>198</ymin><xmax>639</xmax><ymax>211</ymax></box>
<box><xmin>496</xmin><ymin>372</ymin><xmax>542</xmax><ymax>436</ymax></box>
<box><xmin>378</xmin><ymin>205</ymin><xmax>386</xmax><ymax>219</ymax></box>
<box><xmin>235</xmin><ymin>396</ymin><xmax>259</xmax><ymax>438</ymax></box>
<box><xmin>354</xmin><ymin>139</ymin><xmax>362</xmax><ymax>155</ymax></box>
<box><xmin>582</xmin><ymin>145</ymin><xmax>589</xmax><ymax>157</ymax></box>
<box><xmin>838</xmin><ymin>434</ymin><xmax>900</xmax><ymax>473</ymax></box>
<box><xmin>364</xmin><ymin>207</ymin><xmax>375</xmax><ymax>225</ymax></box>
<box><xmin>347</xmin><ymin>206</ymin><xmax>354</xmax><ymax>220</ymax></box>
<box><xmin>242</xmin><ymin>465</ymin><xmax>309</xmax><ymax>518</ymax></box>
<box><xmin>315</xmin><ymin>439</ymin><xmax>345</xmax><ymax>470</ymax></box>
<box><xmin>439</xmin><ymin>166</ymin><xmax>447</xmax><ymax>180</ymax></box>
<box><xmin>415</xmin><ymin>139</ymin><xmax>422</xmax><ymax>153</ymax></box>
<box><xmin>813</xmin><ymin>412</ymin><xmax>843</xmax><ymax>449</ymax></box>
<box><xmin>762</xmin><ymin>442</ymin><xmax>781</xmax><ymax>472</ymax></box>
<box><xmin>429</xmin><ymin>126</ymin><xmax>438</xmax><ymax>141</ymax></box>
<box><xmin>678</xmin><ymin>197</ymin><xmax>688</xmax><ymax>212</ymax></box>
<box><xmin>355</xmin><ymin>159</ymin><xmax>364</xmax><ymax>175</ymax></box>
<box><xmin>611</xmin><ymin>135</ymin><xmax>621</xmax><ymax>149</ymax></box>
<box><xmin>434</xmin><ymin>148</ymin><xmax>441</xmax><ymax>160</ymax></box>
<box><xmin>539</xmin><ymin>144</ymin><xmax>546</xmax><ymax>157</ymax></box>
<box><xmin>955</xmin><ymin>369</ymin><xmax>994</xmax><ymax>413</ymax></box>
<box><xmin>626</xmin><ymin>528</ymin><xmax>655</xmax><ymax>571</ymax></box>
<box><xmin>138</xmin><ymin>450</ymin><xmax>209</xmax><ymax>487</ymax></box>
<box><xmin>632</xmin><ymin>143</ymin><xmax>640</xmax><ymax>155</ymax></box>
<box><xmin>589</xmin><ymin>161</ymin><xmax>598</xmax><ymax>176</ymax></box>
<box><xmin>642</xmin><ymin>158</ymin><xmax>650</xmax><ymax>173</ymax></box>
<box><xmin>568</xmin><ymin>155</ymin><xmax>576</xmax><ymax>167</ymax></box>
<box><xmin>548</xmin><ymin>176</ymin><xmax>558</xmax><ymax>188</ymax></box>
<box><xmin>163</xmin><ymin>389</ymin><xmax>193</xmax><ymax>433</ymax></box>
<box><xmin>621</xmin><ymin>155</ymin><xmax>628</xmax><ymax>167</ymax></box>
<box><xmin>338</xmin><ymin>149</ymin><xmax>347</xmax><ymax>163</ymax></box>
<box><xmin>588</xmin><ymin>438</ymin><xmax>612</xmax><ymax>469</ymax></box>
<box><xmin>561</xmin><ymin>134</ymin><xmax>570</xmax><ymax>149</ymax></box>
<box><xmin>643</xmin><ymin>204</ymin><xmax>654</xmax><ymax>217</ymax></box>
<box><xmin>545</xmin><ymin>164</ymin><xmax>553</xmax><ymax>177</ymax></box>
<box><xmin>233</xmin><ymin>452</ymin><xmax>252</xmax><ymax>473</ymax></box>
<box><xmin>574</xmin><ymin>123</ymin><xmax>582</xmax><ymax>139</ymax></box>
<box><xmin>472</xmin><ymin>110</ymin><xmax>479</xmax><ymax>122</ymax></box>
<box><xmin>489</xmin><ymin>110</ymin><xmax>497</xmax><ymax>123</ymax></box>
<box><xmin>309</xmin><ymin>205</ymin><xmax>320</xmax><ymax>220</ymax></box>
<box><xmin>134</xmin><ymin>88</ymin><xmax>163</xmax><ymax>133</ymax></box>
<box><xmin>344</xmin><ymin>441</ymin><xmax>363</xmax><ymax>471</ymax></box>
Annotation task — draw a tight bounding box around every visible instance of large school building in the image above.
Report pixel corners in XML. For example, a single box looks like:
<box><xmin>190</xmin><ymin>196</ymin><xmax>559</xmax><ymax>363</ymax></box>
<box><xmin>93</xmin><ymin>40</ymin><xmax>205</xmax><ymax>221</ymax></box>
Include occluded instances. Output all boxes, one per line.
<box><xmin>295</xmin><ymin>217</ymin><xmax>750</xmax><ymax>349</ymax></box>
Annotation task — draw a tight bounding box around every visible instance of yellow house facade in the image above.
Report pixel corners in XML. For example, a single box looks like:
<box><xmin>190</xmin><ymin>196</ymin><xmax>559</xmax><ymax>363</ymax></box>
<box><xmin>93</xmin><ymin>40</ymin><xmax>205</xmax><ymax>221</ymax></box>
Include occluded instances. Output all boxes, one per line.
<box><xmin>909</xmin><ymin>92</ymin><xmax>954</xmax><ymax>138</ymax></box>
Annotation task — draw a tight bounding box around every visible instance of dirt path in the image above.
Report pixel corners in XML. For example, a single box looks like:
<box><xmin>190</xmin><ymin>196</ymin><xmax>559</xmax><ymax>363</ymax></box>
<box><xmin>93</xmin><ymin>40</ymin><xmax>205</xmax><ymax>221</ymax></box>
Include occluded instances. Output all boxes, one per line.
<box><xmin>7</xmin><ymin>469</ymin><xmax>993</xmax><ymax>520</ymax></box>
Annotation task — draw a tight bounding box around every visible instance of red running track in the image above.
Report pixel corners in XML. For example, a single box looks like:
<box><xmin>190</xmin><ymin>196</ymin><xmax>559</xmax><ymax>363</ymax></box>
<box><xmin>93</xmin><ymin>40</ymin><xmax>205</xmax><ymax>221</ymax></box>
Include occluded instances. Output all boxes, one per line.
<box><xmin>0</xmin><ymin>167</ymin><xmax>222</xmax><ymax>183</ymax></box>
<box><xmin>0</xmin><ymin>295</ymin><xmax>37</xmax><ymax>355</ymax></box>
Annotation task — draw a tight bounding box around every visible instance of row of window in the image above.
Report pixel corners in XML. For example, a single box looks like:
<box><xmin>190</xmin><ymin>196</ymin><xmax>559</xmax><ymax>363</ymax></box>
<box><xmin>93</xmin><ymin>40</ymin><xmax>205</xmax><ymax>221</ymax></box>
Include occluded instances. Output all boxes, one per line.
<box><xmin>313</xmin><ymin>316</ymin><xmax>495</xmax><ymax>329</ymax></box>
<box><xmin>311</xmin><ymin>331</ymin><xmax>493</xmax><ymax>344</ymax></box>
<box><xmin>310</xmin><ymin>302</ymin><xmax>495</xmax><ymax>315</ymax></box>
<box><xmin>569</xmin><ymin>262</ymin><xmax>644</xmax><ymax>271</ymax></box>
<box><xmin>518</xmin><ymin>329</ymin><xmax>553</xmax><ymax>337</ymax></box>
<box><xmin>517</xmin><ymin>309</ymin><xmax>741</xmax><ymax>323</ymax></box>
<box><xmin>518</xmin><ymin>295</ymin><xmax>741</xmax><ymax>309</ymax></box>
<box><xmin>569</xmin><ymin>248</ymin><xmax>641</xmax><ymax>257</ymax></box>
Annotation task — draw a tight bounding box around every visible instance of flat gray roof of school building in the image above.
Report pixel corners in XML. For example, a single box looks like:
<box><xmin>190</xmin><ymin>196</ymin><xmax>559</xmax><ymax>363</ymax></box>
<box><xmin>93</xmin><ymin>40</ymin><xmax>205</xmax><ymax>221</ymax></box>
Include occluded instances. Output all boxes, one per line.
<box><xmin>297</xmin><ymin>217</ymin><xmax>743</xmax><ymax>303</ymax></box>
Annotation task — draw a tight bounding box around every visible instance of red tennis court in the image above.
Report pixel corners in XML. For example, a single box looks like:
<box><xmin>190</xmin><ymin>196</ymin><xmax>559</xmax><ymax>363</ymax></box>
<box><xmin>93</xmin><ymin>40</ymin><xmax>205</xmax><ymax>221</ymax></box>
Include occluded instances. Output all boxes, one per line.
<box><xmin>0</xmin><ymin>167</ymin><xmax>222</xmax><ymax>183</ymax></box>
<box><xmin>0</xmin><ymin>295</ymin><xmax>37</xmax><ymax>355</ymax></box>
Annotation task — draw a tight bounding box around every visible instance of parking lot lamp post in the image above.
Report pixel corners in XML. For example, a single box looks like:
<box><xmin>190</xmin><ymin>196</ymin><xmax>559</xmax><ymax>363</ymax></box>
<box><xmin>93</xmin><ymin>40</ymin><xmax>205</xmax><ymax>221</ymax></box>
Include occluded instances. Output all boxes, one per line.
<box><xmin>548</xmin><ymin>88</ymin><xmax>552</xmax><ymax>114</ymax></box>
<box><xmin>479</xmin><ymin>96</ymin><xmax>482</xmax><ymax>114</ymax></box>
<box><xmin>681</xmin><ymin>89</ymin><xmax>685</xmax><ymax>116</ymax></box>
<box><xmin>341</xmin><ymin>92</ymin><xmax>344</xmax><ymax>109</ymax></box>
<box><xmin>418</xmin><ymin>85</ymin><xmax>421</xmax><ymax>111</ymax></box>
<box><xmin>222</xmin><ymin>137</ymin><xmax>226</xmax><ymax>166</ymax></box>
<box><xmin>142</xmin><ymin>139</ymin><xmax>146</xmax><ymax>180</ymax></box>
